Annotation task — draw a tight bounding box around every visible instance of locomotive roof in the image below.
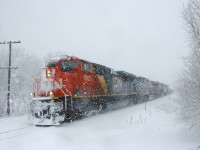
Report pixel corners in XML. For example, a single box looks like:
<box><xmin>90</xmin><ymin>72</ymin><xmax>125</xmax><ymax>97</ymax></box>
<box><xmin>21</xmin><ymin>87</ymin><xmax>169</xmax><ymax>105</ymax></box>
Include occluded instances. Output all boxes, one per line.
<box><xmin>47</xmin><ymin>55</ymin><xmax>79</xmax><ymax>63</ymax></box>
<box><xmin>93</xmin><ymin>63</ymin><xmax>111</xmax><ymax>70</ymax></box>
<box><xmin>81</xmin><ymin>59</ymin><xmax>112</xmax><ymax>70</ymax></box>
<box><xmin>49</xmin><ymin>55</ymin><xmax>70</xmax><ymax>62</ymax></box>
<box><xmin>135</xmin><ymin>76</ymin><xmax>150</xmax><ymax>82</ymax></box>
<box><xmin>115</xmin><ymin>71</ymin><xmax>136</xmax><ymax>81</ymax></box>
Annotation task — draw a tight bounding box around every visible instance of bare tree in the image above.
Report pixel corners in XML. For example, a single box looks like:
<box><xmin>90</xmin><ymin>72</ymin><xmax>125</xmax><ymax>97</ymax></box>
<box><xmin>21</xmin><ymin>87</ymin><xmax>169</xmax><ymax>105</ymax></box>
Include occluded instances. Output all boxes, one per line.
<box><xmin>10</xmin><ymin>50</ymin><xmax>42</xmax><ymax>116</ymax></box>
<box><xmin>176</xmin><ymin>0</ymin><xmax>200</xmax><ymax>129</ymax></box>
<box><xmin>0</xmin><ymin>48</ymin><xmax>42</xmax><ymax>118</ymax></box>
<box><xmin>0</xmin><ymin>48</ymin><xmax>9</xmax><ymax>117</ymax></box>
<box><xmin>183</xmin><ymin>0</ymin><xmax>200</xmax><ymax>48</ymax></box>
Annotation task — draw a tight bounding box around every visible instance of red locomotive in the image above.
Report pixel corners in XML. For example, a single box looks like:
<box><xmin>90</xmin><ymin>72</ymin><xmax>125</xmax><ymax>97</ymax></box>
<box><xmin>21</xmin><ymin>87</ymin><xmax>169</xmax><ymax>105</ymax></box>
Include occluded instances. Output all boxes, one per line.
<box><xmin>29</xmin><ymin>55</ymin><xmax>169</xmax><ymax>125</ymax></box>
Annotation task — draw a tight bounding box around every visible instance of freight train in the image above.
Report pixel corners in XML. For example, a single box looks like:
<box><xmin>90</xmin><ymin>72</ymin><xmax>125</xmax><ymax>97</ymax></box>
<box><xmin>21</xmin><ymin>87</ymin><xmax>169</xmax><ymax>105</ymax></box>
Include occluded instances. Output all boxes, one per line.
<box><xmin>29</xmin><ymin>55</ymin><xmax>169</xmax><ymax>125</ymax></box>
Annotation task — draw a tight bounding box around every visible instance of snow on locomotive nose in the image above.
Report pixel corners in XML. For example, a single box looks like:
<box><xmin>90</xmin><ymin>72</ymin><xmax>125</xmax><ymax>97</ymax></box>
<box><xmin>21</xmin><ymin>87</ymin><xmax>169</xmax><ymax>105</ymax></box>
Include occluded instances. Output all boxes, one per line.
<box><xmin>29</xmin><ymin>97</ymin><xmax>64</xmax><ymax>125</ymax></box>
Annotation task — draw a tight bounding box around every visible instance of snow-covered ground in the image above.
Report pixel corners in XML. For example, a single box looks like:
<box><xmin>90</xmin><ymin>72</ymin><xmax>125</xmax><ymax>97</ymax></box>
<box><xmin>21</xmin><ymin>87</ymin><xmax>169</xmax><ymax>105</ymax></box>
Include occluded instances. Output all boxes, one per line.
<box><xmin>0</xmin><ymin>93</ymin><xmax>199</xmax><ymax>150</ymax></box>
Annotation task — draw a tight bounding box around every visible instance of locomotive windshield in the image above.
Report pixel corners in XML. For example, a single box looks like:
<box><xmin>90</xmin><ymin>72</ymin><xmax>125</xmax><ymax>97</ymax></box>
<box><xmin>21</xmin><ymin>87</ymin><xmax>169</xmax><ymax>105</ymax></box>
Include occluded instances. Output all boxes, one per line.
<box><xmin>60</xmin><ymin>61</ymin><xmax>78</xmax><ymax>72</ymax></box>
<box><xmin>47</xmin><ymin>61</ymin><xmax>57</xmax><ymax>67</ymax></box>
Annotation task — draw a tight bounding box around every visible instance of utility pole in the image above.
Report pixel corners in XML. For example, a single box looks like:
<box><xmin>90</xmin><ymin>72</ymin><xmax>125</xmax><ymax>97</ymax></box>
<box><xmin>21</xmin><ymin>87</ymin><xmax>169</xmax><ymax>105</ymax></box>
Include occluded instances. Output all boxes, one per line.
<box><xmin>0</xmin><ymin>40</ymin><xmax>21</xmax><ymax>116</ymax></box>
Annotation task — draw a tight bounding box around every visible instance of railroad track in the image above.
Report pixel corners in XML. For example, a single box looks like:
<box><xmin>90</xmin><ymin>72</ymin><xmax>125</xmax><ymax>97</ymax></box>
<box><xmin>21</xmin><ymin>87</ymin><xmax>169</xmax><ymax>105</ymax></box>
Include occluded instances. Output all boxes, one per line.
<box><xmin>0</xmin><ymin>125</ymin><xmax>47</xmax><ymax>142</ymax></box>
<box><xmin>0</xmin><ymin>126</ymin><xmax>32</xmax><ymax>135</ymax></box>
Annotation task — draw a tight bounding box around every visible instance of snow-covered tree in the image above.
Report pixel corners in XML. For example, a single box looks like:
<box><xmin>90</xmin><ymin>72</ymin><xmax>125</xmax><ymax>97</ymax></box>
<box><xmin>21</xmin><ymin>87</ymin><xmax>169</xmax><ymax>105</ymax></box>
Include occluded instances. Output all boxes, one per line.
<box><xmin>10</xmin><ymin>49</ymin><xmax>42</xmax><ymax>116</ymax></box>
<box><xmin>0</xmin><ymin>48</ymin><xmax>42</xmax><ymax>117</ymax></box>
<box><xmin>176</xmin><ymin>0</ymin><xmax>200</xmax><ymax>129</ymax></box>
<box><xmin>0</xmin><ymin>48</ymin><xmax>8</xmax><ymax>117</ymax></box>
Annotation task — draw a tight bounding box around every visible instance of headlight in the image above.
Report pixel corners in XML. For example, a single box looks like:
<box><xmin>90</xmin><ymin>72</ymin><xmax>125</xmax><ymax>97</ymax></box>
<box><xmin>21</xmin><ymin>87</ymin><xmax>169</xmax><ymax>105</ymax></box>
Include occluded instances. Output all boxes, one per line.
<box><xmin>30</xmin><ymin>92</ymin><xmax>35</xmax><ymax>97</ymax></box>
<box><xmin>50</xmin><ymin>91</ymin><xmax>54</xmax><ymax>96</ymax></box>
<box><xmin>47</xmin><ymin>70</ymin><xmax>51</xmax><ymax>77</ymax></box>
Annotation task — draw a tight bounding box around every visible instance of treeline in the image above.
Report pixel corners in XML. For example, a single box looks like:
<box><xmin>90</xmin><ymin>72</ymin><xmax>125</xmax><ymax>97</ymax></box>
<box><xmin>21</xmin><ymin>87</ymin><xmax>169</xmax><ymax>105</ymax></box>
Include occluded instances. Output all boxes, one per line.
<box><xmin>176</xmin><ymin>0</ymin><xmax>200</xmax><ymax>129</ymax></box>
<box><xmin>0</xmin><ymin>48</ymin><xmax>42</xmax><ymax>117</ymax></box>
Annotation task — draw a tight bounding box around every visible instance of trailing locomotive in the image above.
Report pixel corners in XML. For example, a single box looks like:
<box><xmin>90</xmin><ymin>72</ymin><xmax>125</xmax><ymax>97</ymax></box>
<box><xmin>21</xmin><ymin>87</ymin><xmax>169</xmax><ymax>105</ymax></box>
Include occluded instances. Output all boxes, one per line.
<box><xmin>29</xmin><ymin>55</ymin><xmax>169</xmax><ymax>125</ymax></box>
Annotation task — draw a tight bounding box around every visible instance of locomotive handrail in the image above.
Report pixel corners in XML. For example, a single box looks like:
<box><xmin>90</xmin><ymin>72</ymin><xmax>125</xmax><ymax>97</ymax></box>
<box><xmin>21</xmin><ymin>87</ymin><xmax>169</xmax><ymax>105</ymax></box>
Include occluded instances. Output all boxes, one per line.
<box><xmin>54</xmin><ymin>81</ymin><xmax>74</xmax><ymax>111</ymax></box>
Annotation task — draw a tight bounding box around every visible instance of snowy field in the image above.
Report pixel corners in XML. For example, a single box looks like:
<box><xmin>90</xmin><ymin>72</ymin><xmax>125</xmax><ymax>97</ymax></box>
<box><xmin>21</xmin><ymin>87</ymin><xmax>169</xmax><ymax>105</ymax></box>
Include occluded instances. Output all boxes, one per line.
<box><xmin>0</xmin><ymin>93</ymin><xmax>199</xmax><ymax>150</ymax></box>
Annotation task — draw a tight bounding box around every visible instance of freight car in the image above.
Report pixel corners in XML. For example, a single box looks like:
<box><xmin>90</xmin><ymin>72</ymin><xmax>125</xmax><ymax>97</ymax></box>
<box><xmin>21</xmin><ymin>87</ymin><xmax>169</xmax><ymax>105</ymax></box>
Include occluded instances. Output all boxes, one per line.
<box><xmin>29</xmin><ymin>55</ymin><xmax>169</xmax><ymax>125</ymax></box>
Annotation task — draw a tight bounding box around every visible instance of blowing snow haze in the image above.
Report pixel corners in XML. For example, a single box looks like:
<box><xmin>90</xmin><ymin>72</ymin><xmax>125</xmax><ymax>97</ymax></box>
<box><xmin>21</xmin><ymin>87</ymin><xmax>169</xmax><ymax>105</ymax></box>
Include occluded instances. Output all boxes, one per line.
<box><xmin>0</xmin><ymin>0</ymin><xmax>188</xmax><ymax>85</ymax></box>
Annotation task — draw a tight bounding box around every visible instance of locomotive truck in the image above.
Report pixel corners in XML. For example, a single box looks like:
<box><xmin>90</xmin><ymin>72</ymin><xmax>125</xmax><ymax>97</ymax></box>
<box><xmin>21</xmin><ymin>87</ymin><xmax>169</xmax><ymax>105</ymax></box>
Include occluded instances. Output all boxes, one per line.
<box><xmin>29</xmin><ymin>55</ymin><xmax>169</xmax><ymax>125</ymax></box>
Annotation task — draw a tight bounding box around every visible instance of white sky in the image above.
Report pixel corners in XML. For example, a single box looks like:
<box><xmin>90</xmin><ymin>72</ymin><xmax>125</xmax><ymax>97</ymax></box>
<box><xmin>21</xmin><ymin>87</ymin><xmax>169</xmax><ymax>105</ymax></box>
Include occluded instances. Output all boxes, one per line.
<box><xmin>0</xmin><ymin>0</ymin><xmax>189</xmax><ymax>85</ymax></box>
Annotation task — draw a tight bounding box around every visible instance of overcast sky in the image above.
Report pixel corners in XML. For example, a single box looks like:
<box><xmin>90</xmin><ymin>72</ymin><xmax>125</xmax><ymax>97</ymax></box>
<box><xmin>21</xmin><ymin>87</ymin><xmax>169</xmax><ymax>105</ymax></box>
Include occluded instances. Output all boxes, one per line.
<box><xmin>0</xmin><ymin>0</ymin><xmax>189</xmax><ymax>85</ymax></box>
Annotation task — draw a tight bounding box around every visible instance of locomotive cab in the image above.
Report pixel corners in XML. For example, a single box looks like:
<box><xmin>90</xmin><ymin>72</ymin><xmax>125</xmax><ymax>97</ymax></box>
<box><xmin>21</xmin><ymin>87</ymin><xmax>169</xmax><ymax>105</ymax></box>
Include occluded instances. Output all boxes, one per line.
<box><xmin>44</xmin><ymin>57</ymin><xmax>80</xmax><ymax>98</ymax></box>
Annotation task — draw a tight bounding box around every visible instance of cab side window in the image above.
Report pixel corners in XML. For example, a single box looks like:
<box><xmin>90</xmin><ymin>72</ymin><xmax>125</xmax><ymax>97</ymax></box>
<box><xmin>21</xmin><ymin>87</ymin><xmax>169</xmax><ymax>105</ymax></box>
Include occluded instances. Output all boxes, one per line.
<box><xmin>82</xmin><ymin>62</ymin><xmax>93</xmax><ymax>72</ymax></box>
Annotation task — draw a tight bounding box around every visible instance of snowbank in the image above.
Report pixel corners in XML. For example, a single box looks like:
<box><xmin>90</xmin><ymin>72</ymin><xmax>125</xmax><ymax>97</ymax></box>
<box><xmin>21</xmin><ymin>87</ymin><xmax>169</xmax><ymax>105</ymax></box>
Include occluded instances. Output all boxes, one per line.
<box><xmin>0</xmin><ymin>93</ymin><xmax>199</xmax><ymax>150</ymax></box>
